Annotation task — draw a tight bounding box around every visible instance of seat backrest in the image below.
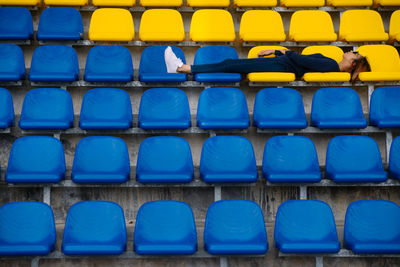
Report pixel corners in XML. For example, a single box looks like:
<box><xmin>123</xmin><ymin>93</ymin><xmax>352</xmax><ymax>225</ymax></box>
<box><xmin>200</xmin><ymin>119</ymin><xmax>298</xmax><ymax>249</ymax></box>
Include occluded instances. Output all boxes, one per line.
<box><xmin>0</xmin><ymin>0</ymin><xmax>40</xmax><ymax>5</ymax></box>
<box><xmin>301</xmin><ymin>46</ymin><xmax>344</xmax><ymax>64</ymax></box>
<box><xmin>139</xmin><ymin>46</ymin><xmax>186</xmax><ymax>74</ymax></box>
<box><xmin>92</xmin><ymin>0</ymin><xmax>135</xmax><ymax>6</ymax></box>
<box><xmin>327</xmin><ymin>0</ymin><xmax>373</xmax><ymax>6</ymax></box>
<box><xmin>194</xmin><ymin>46</ymin><xmax>238</xmax><ymax>65</ymax></box>
<box><xmin>139</xmin><ymin>0</ymin><xmax>183</xmax><ymax>6</ymax></box>
<box><xmin>0</xmin><ymin>7</ymin><xmax>33</xmax><ymax>40</ymax></box>
<box><xmin>390</xmin><ymin>10</ymin><xmax>400</xmax><ymax>41</ymax></box>
<box><xmin>44</xmin><ymin>0</ymin><xmax>89</xmax><ymax>5</ymax></box>
<box><xmin>357</xmin><ymin>45</ymin><xmax>400</xmax><ymax>72</ymax></box>
<box><xmin>234</xmin><ymin>0</ymin><xmax>277</xmax><ymax>6</ymax></box>
<box><xmin>247</xmin><ymin>45</ymin><xmax>288</xmax><ymax>58</ymax></box>
<box><xmin>139</xmin><ymin>9</ymin><xmax>185</xmax><ymax>41</ymax></box>
<box><xmin>280</xmin><ymin>0</ymin><xmax>324</xmax><ymax>7</ymax></box>
<box><xmin>289</xmin><ymin>10</ymin><xmax>336</xmax><ymax>41</ymax></box>
<box><xmin>187</xmin><ymin>0</ymin><xmax>230</xmax><ymax>7</ymax></box>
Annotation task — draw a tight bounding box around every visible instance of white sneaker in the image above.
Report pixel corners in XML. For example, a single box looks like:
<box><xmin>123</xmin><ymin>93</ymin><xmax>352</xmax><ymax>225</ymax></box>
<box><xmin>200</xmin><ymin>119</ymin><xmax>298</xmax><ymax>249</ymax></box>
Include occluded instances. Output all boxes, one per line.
<box><xmin>164</xmin><ymin>46</ymin><xmax>184</xmax><ymax>73</ymax></box>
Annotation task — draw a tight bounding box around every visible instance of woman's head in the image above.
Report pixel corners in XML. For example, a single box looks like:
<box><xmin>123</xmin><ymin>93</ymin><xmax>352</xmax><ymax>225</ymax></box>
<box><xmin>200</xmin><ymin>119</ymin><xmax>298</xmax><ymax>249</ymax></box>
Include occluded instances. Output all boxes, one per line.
<box><xmin>340</xmin><ymin>51</ymin><xmax>370</xmax><ymax>83</ymax></box>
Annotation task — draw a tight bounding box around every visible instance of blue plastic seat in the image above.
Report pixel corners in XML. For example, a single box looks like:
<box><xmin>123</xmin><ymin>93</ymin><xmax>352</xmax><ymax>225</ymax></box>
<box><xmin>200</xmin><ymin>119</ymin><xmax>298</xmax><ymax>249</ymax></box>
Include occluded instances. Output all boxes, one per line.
<box><xmin>29</xmin><ymin>45</ymin><xmax>79</xmax><ymax>82</ymax></box>
<box><xmin>62</xmin><ymin>201</ymin><xmax>127</xmax><ymax>255</ymax></box>
<box><xmin>370</xmin><ymin>87</ymin><xmax>400</xmax><ymax>128</ymax></box>
<box><xmin>253</xmin><ymin>88</ymin><xmax>307</xmax><ymax>129</ymax></box>
<box><xmin>19</xmin><ymin>88</ymin><xmax>74</xmax><ymax>130</ymax></box>
<box><xmin>275</xmin><ymin>200</ymin><xmax>340</xmax><ymax>253</ymax></box>
<box><xmin>344</xmin><ymin>200</ymin><xmax>400</xmax><ymax>254</ymax></box>
<box><xmin>197</xmin><ymin>87</ymin><xmax>249</xmax><ymax>129</ymax></box>
<box><xmin>0</xmin><ymin>44</ymin><xmax>25</xmax><ymax>81</ymax></box>
<box><xmin>326</xmin><ymin>135</ymin><xmax>387</xmax><ymax>182</ymax></box>
<box><xmin>134</xmin><ymin>200</ymin><xmax>197</xmax><ymax>255</ymax></box>
<box><xmin>72</xmin><ymin>136</ymin><xmax>130</xmax><ymax>183</ymax></box>
<box><xmin>0</xmin><ymin>88</ymin><xmax>14</xmax><ymax>129</ymax></box>
<box><xmin>0</xmin><ymin>201</ymin><xmax>56</xmax><ymax>256</ymax></box>
<box><xmin>389</xmin><ymin>137</ymin><xmax>400</xmax><ymax>179</ymax></box>
<box><xmin>311</xmin><ymin>87</ymin><xmax>367</xmax><ymax>129</ymax></box>
<box><xmin>138</xmin><ymin>88</ymin><xmax>191</xmax><ymax>130</ymax></box>
<box><xmin>0</xmin><ymin>7</ymin><xmax>33</xmax><ymax>40</ymax></box>
<box><xmin>200</xmin><ymin>136</ymin><xmax>257</xmax><ymax>183</ymax></box>
<box><xmin>37</xmin><ymin>8</ymin><xmax>83</xmax><ymax>40</ymax></box>
<box><xmin>6</xmin><ymin>136</ymin><xmax>66</xmax><ymax>183</ymax></box>
<box><xmin>139</xmin><ymin>46</ymin><xmax>187</xmax><ymax>83</ymax></box>
<box><xmin>193</xmin><ymin>46</ymin><xmax>241</xmax><ymax>82</ymax></box>
<box><xmin>204</xmin><ymin>200</ymin><xmax>268</xmax><ymax>255</ymax></box>
<box><xmin>84</xmin><ymin>45</ymin><xmax>134</xmax><ymax>82</ymax></box>
<box><xmin>136</xmin><ymin>136</ymin><xmax>193</xmax><ymax>183</ymax></box>
<box><xmin>262</xmin><ymin>136</ymin><xmax>321</xmax><ymax>183</ymax></box>
<box><xmin>80</xmin><ymin>88</ymin><xmax>133</xmax><ymax>130</ymax></box>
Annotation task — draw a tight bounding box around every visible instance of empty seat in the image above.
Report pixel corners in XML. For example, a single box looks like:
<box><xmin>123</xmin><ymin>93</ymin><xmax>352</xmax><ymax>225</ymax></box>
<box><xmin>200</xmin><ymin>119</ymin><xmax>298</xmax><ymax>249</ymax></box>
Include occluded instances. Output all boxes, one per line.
<box><xmin>0</xmin><ymin>44</ymin><xmax>25</xmax><ymax>82</ymax></box>
<box><xmin>80</xmin><ymin>88</ymin><xmax>133</xmax><ymax>130</ymax></box>
<box><xmin>280</xmin><ymin>0</ymin><xmax>324</xmax><ymax>6</ymax></box>
<box><xmin>389</xmin><ymin>137</ymin><xmax>400</xmax><ymax>179</ymax></box>
<box><xmin>89</xmin><ymin>8</ymin><xmax>134</xmax><ymax>41</ymax></box>
<box><xmin>0</xmin><ymin>0</ymin><xmax>40</xmax><ymax>5</ymax></box>
<box><xmin>0</xmin><ymin>88</ymin><xmax>14</xmax><ymax>129</ymax></box>
<box><xmin>311</xmin><ymin>87</ymin><xmax>367</xmax><ymax>129</ymax></box>
<box><xmin>6</xmin><ymin>136</ymin><xmax>66</xmax><ymax>183</ymax></box>
<box><xmin>136</xmin><ymin>136</ymin><xmax>193</xmax><ymax>183</ymax></box>
<box><xmin>344</xmin><ymin>200</ymin><xmax>400</xmax><ymax>253</ymax></box>
<box><xmin>190</xmin><ymin>9</ymin><xmax>235</xmax><ymax>42</ymax></box>
<box><xmin>0</xmin><ymin>202</ymin><xmax>56</xmax><ymax>256</ymax></box>
<box><xmin>72</xmin><ymin>136</ymin><xmax>130</xmax><ymax>183</ymax></box>
<box><xmin>200</xmin><ymin>136</ymin><xmax>257</xmax><ymax>183</ymax></box>
<box><xmin>204</xmin><ymin>200</ymin><xmax>268</xmax><ymax>254</ymax></box>
<box><xmin>289</xmin><ymin>11</ymin><xmax>337</xmax><ymax>42</ymax></box>
<box><xmin>263</xmin><ymin>136</ymin><xmax>321</xmax><ymax>183</ymax></box>
<box><xmin>187</xmin><ymin>0</ymin><xmax>230</xmax><ymax>7</ymax></box>
<box><xmin>92</xmin><ymin>0</ymin><xmax>135</xmax><ymax>6</ymax></box>
<box><xmin>139</xmin><ymin>46</ymin><xmax>187</xmax><ymax>82</ymax></box>
<box><xmin>62</xmin><ymin>201</ymin><xmax>127</xmax><ymax>255</ymax></box>
<box><xmin>19</xmin><ymin>88</ymin><xmax>74</xmax><ymax>130</ymax></box>
<box><xmin>138</xmin><ymin>88</ymin><xmax>191</xmax><ymax>129</ymax></box>
<box><xmin>239</xmin><ymin>10</ymin><xmax>286</xmax><ymax>42</ymax></box>
<box><xmin>139</xmin><ymin>0</ymin><xmax>183</xmax><ymax>6</ymax></box>
<box><xmin>234</xmin><ymin>0</ymin><xmax>277</xmax><ymax>7</ymax></box>
<box><xmin>139</xmin><ymin>9</ymin><xmax>185</xmax><ymax>42</ymax></box>
<box><xmin>29</xmin><ymin>45</ymin><xmax>79</xmax><ymax>82</ymax></box>
<box><xmin>197</xmin><ymin>87</ymin><xmax>249</xmax><ymax>129</ymax></box>
<box><xmin>84</xmin><ymin>45</ymin><xmax>134</xmax><ymax>82</ymax></box>
<box><xmin>44</xmin><ymin>0</ymin><xmax>88</xmax><ymax>5</ymax></box>
<box><xmin>389</xmin><ymin>10</ymin><xmax>400</xmax><ymax>43</ymax></box>
<box><xmin>37</xmin><ymin>8</ymin><xmax>83</xmax><ymax>41</ymax></box>
<box><xmin>326</xmin><ymin>135</ymin><xmax>387</xmax><ymax>182</ymax></box>
<box><xmin>0</xmin><ymin>7</ymin><xmax>33</xmax><ymax>40</ymax></box>
<box><xmin>374</xmin><ymin>0</ymin><xmax>400</xmax><ymax>7</ymax></box>
<box><xmin>193</xmin><ymin>46</ymin><xmax>241</xmax><ymax>82</ymax></box>
<box><xmin>369</xmin><ymin>86</ymin><xmax>400</xmax><ymax>128</ymax></box>
<box><xmin>134</xmin><ymin>201</ymin><xmax>197</xmax><ymax>255</ymax></box>
<box><xmin>327</xmin><ymin>0</ymin><xmax>373</xmax><ymax>6</ymax></box>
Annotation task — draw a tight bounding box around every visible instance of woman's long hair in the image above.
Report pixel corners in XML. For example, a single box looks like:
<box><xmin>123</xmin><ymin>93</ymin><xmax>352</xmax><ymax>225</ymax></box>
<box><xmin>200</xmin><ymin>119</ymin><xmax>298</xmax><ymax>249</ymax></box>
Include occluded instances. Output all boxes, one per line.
<box><xmin>351</xmin><ymin>56</ymin><xmax>370</xmax><ymax>83</ymax></box>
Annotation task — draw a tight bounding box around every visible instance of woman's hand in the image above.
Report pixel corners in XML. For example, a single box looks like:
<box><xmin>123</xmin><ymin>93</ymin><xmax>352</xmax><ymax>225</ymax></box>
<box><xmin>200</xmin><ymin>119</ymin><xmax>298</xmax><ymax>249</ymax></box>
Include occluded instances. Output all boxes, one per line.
<box><xmin>257</xmin><ymin>50</ymin><xmax>275</xmax><ymax>58</ymax></box>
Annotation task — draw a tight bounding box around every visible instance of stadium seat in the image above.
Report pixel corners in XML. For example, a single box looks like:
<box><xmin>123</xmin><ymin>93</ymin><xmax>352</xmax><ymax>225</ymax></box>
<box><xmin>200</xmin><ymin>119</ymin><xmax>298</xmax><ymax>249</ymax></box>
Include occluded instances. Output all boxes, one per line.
<box><xmin>356</xmin><ymin>45</ymin><xmax>400</xmax><ymax>81</ymax></box>
<box><xmin>339</xmin><ymin>10</ymin><xmax>388</xmax><ymax>42</ymax></box>
<box><xmin>6</xmin><ymin>136</ymin><xmax>66</xmax><ymax>183</ymax></box>
<box><xmin>369</xmin><ymin>86</ymin><xmax>400</xmax><ymax>128</ymax></box>
<box><xmin>204</xmin><ymin>200</ymin><xmax>268</xmax><ymax>254</ymax></box>
<box><xmin>190</xmin><ymin>9</ymin><xmax>235</xmax><ymax>42</ymax></box>
<box><xmin>139</xmin><ymin>9</ymin><xmax>185</xmax><ymax>42</ymax></box>
<box><xmin>327</xmin><ymin>0</ymin><xmax>373</xmax><ymax>6</ymax></box>
<box><xmin>0</xmin><ymin>202</ymin><xmax>56</xmax><ymax>256</ymax></box>
<box><xmin>281</xmin><ymin>0</ymin><xmax>324</xmax><ymax>6</ymax></box>
<box><xmin>289</xmin><ymin>11</ymin><xmax>337</xmax><ymax>42</ymax></box>
<box><xmin>389</xmin><ymin>10</ymin><xmax>400</xmax><ymax>43</ymax></box>
<box><xmin>197</xmin><ymin>87</ymin><xmax>249</xmax><ymax>129</ymax></box>
<box><xmin>0</xmin><ymin>0</ymin><xmax>40</xmax><ymax>5</ymax></box>
<box><xmin>0</xmin><ymin>7</ymin><xmax>33</xmax><ymax>40</ymax></box>
<box><xmin>275</xmin><ymin>200</ymin><xmax>340</xmax><ymax>253</ymax></box>
<box><xmin>0</xmin><ymin>88</ymin><xmax>14</xmax><ymax>129</ymax></box>
<box><xmin>239</xmin><ymin>10</ymin><xmax>286</xmax><ymax>42</ymax></box>
<box><xmin>187</xmin><ymin>0</ymin><xmax>230</xmax><ymax>7</ymax></box>
<box><xmin>139</xmin><ymin>46</ymin><xmax>187</xmax><ymax>82</ymax></box>
<box><xmin>88</xmin><ymin>8</ymin><xmax>134</xmax><ymax>41</ymax></box>
<box><xmin>311</xmin><ymin>87</ymin><xmax>367</xmax><ymax>129</ymax></box>
<box><xmin>0</xmin><ymin>44</ymin><xmax>25</xmax><ymax>82</ymax></box>
<box><xmin>136</xmin><ymin>136</ymin><xmax>194</xmax><ymax>183</ymax></box>
<box><xmin>134</xmin><ymin>201</ymin><xmax>197</xmax><ymax>255</ymax></box>
<box><xmin>389</xmin><ymin>137</ymin><xmax>400</xmax><ymax>179</ymax></box>
<box><xmin>193</xmin><ymin>46</ymin><xmax>241</xmax><ymax>82</ymax></box>
<box><xmin>247</xmin><ymin>46</ymin><xmax>295</xmax><ymax>82</ymax></box>
<box><xmin>344</xmin><ymin>200</ymin><xmax>400</xmax><ymax>253</ymax></box>
<box><xmin>80</xmin><ymin>88</ymin><xmax>133</xmax><ymax>130</ymax></box>
<box><xmin>301</xmin><ymin>46</ymin><xmax>350</xmax><ymax>82</ymax></box>
<box><xmin>326</xmin><ymin>135</ymin><xmax>387</xmax><ymax>182</ymax></box>
<box><xmin>139</xmin><ymin>0</ymin><xmax>183</xmax><ymax>6</ymax></box>
<box><xmin>72</xmin><ymin>136</ymin><xmax>130</xmax><ymax>183</ymax></box>
<box><xmin>37</xmin><ymin>8</ymin><xmax>83</xmax><ymax>41</ymax></box>
<box><xmin>84</xmin><ymin>45</ymin><xmax>134</xmax><ymax>82</ymax></box>
<box><xmin>29</xmin><ymin>45</ymin><xmax>79</xmax><ymax>82</ymax></box>
<box><xmin>138</xmin><ymin>88</ymin><xmax>191</xmax><ymax>130</ymax></box>
<box><xmin>92</xmin><ymin>0</ymin><xmax>135</xmax><ymax>6</ymax></box>
<box><xmin>200</xmin><ymin>136</ymin><xmax>257</xmax><ymax>183</ymax></box>
<box><xmin>19</xmin><ymin>88</ymin><xmax>74</xmax><ymax>130</ymax></box>
<box><xmin>374</xmin><ymin>0</ymin><xmax>400</xmax><ymax>7</ymax></box>
<box><xmin>262</xmin><ymin>136</ymin><xmax>321</xmax><ymax>183</ymax></box>
<box><xmin>234</xmin><ymin>0</ymin><xmax>277</xmax><ymax>7</ymax></box>
<box><xmin>62</xmin><ymin>201</ymin><xmax>127</xmax><ymax>255</ymax></box>
<box><xmin>44</xmin><ymin>0</ymin><xmax>88</xmax><ymax>5</ymax></box>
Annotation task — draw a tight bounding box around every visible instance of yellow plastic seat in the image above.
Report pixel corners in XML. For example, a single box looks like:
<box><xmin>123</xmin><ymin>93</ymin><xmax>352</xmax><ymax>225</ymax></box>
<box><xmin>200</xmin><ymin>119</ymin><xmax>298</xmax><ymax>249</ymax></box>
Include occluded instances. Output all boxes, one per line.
<box><xmin>139</xmin><ymin>9</ymin><xmax>185</xmax><ymax>42</ymax></box>
<box><xmin>301</xmin><ymin>46</ymin><xmax>350</xmax><ymax>82</ymax></box>
<box><xmin>289</xmin><ymin>11</ymin><xmax>337</xmax><ymax>42</ymax></box>
<box><xmin>44</xmin><ymin>0</ymin><xmax>88</xmax><ymax>5</ymax></box>
<box><xmin>92</xmin><ymin>0</ymin><xmax>135</xmax><ymax>6</ymax></box>
<box><xmin>139</xmin><ymin>0</ymin><xmax>183</xmax><ymax>6</ymax></box>
<box><xmin>239</xmin><ymin>10</ymin><xmax>286</xmax><ymax>42</ymax></box>
<box><xmin>247</xmin><ymin>46</ymin><xmax>296</xmax><ymax>82</ymax></box>
<box><xmin>374</xmin><ymin>0</ymin><xmax>400</xmax><ymax>7</ymax></box>
<box><xmin>280</xmin><ymin>0</ymin><xmax>324</xmax><ymax>7</ymax></box>
<box><xmin>234</xmin><ymin>0</ymin><xmax>277</xmax><ymax>7</ymax></box>
<box><xmin>190</xmin><ymin>9</ymin><xmax>235</xmax><ymax>42</ymax></box>
<box><xmin>357</xmin><ymin>45</ymin><xmax>400</xmax><ymax>81</ymax></box>
<box><xmin>89</xmin><ymin>8</ymin><xmax>134</xmax><ymax>41</ymax></box>
<box><xmin>390</xmin><ymin>10</ymin><xmax>400</xmax><ymax>42</ymax></box>
<box><xmin>187</xmin><ymin>0</ymin><xmax>230</xmax><ymax>7</ymax></box>
<box><xmin>327</xmin><ymin>0</ymin><xmax>373</xmax><ymax>6</ymax></box>
<box><xmin>0</xmin><ymin>0</ymin><xmax>40</xmax><ymax>5</ymax></box>
<box><xmin>339</xmin><ymin>10</ymin><xmax>388</xmax><ymax>42</ymax></box>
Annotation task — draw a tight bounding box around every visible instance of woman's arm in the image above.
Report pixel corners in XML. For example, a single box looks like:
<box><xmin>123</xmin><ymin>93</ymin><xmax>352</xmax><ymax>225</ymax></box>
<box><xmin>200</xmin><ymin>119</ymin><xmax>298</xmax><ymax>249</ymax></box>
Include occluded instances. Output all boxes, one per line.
<box><xmin>258</xmin><ymin>49</ymin><xmax>287</xmax><ymax>58</ymax></box>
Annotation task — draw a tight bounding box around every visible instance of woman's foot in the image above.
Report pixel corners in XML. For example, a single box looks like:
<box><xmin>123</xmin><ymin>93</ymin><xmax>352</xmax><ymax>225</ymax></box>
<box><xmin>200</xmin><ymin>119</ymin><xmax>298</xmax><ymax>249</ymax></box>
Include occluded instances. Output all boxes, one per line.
<box><xmin>164</xmin><ymin>46</ymin><xmax>184</xmax><ymax>73</ymax></box>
